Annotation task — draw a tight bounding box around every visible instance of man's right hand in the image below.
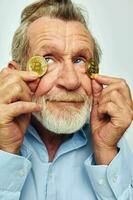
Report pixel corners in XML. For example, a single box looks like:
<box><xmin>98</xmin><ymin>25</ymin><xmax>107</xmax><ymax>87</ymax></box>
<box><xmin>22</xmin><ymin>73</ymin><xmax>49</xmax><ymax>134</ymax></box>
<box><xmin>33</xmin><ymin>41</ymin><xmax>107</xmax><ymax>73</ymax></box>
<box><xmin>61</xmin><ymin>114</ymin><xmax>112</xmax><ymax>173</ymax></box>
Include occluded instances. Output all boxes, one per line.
<box><xmin>0</xmin><ymin>67</ymin><xmax>42</xmax><ymax>154</ymax></box>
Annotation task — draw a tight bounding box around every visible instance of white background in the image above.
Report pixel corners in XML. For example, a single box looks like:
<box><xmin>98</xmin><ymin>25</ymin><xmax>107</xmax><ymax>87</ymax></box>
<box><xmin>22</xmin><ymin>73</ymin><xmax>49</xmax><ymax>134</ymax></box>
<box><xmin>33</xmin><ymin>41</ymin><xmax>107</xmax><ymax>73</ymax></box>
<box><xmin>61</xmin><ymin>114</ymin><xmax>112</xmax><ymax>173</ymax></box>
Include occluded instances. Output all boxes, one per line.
<box><xmin>0</xmin><ymin>0</ymin><xmax>133</xmax><ymax>149</ymax></box>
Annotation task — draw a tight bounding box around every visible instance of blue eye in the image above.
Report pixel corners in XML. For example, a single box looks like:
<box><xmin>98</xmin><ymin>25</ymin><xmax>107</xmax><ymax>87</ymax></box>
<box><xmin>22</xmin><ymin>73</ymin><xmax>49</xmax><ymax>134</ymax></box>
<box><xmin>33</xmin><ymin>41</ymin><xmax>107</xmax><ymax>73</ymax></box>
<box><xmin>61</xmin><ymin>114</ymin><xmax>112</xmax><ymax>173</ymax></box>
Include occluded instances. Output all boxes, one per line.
<box><xmin>74</xmin><ymin>58</ymin><xmax>84</xmax><ymax>64</ymax></box>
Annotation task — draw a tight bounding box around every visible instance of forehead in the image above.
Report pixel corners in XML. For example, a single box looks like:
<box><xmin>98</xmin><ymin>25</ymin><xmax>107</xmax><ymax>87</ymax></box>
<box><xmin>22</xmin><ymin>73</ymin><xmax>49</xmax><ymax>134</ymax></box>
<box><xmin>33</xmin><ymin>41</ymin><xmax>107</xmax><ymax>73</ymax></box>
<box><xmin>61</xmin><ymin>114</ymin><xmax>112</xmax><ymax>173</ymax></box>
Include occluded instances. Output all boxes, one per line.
<box><xmin>27</xmin><ymin>17</ymin><xmax>94</xmax><ymax>54</ymax></box>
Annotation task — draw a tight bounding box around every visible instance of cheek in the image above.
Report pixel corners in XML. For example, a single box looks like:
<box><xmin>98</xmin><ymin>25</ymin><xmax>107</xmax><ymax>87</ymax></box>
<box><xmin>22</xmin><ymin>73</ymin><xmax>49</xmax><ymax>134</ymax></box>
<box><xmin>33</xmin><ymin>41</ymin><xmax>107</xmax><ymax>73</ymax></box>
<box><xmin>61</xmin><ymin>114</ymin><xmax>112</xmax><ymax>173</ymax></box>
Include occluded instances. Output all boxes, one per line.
<box><xmin>35</xmin><ymin>70</ymin><xmax>58</xmax><ymax>97</ymax></box>
<box><xmin>80</xmin><ymin>74</ymin><xmax>92</xmax><ymax>96</ymax></box>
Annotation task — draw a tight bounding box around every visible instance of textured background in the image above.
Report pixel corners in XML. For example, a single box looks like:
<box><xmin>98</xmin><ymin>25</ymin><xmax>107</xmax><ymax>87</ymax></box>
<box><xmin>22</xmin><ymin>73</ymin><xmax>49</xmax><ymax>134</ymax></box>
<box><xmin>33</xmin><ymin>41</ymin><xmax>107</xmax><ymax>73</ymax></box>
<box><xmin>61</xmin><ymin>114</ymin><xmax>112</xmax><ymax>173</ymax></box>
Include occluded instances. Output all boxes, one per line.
<box><xmin>0</xmin><ymin>0</ymin><xmax>133</xmax><ymax>149</ymax></box>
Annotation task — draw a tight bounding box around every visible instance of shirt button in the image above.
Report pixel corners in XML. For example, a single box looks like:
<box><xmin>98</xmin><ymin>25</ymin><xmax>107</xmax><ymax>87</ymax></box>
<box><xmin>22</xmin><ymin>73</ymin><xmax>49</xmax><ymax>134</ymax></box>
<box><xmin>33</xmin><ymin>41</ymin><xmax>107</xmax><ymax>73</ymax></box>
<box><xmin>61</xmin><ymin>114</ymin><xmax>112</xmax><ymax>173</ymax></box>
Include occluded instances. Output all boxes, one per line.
<box><xmin>98</xmin><ymin>179</ymin><xmax>104</xmax><ymax>185</ymax></box>
<box><xmin>48</xmin><ymin>173</ymin><xmax>52</xmax><ymax>178</ymax></box>
<box><xmin>112</xmin><ymin>174</ymin><xmax>118</xmax><ymax>183</ymax></box>
<box><xmin>17</xmin><ymin>169</ymin><xmax>26</xmax><ymax>177</ymax></box>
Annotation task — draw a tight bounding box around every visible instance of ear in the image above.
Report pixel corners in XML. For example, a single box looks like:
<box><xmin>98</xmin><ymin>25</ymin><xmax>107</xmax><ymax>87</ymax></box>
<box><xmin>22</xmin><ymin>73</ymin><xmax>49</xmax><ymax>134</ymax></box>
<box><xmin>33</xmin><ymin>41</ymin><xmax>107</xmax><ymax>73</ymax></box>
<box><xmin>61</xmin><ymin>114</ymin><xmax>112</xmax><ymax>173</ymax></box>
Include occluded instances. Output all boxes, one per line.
<box><xmin>7</xmin><ymin>61</ymin><xmax>20</xmax><ymax>70</ymax></box>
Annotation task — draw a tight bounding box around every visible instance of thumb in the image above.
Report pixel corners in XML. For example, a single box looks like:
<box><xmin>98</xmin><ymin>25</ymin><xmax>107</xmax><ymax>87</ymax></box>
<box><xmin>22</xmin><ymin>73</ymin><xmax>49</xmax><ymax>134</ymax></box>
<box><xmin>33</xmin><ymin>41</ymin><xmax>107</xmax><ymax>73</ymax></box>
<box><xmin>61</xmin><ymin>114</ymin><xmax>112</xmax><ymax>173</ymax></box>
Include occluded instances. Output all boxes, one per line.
<box><xmin>91</xmin><ymin>79</ymin><xmax>103</xmax><ymax>123</ymax></box>
<box><xmin>92</xmin><ymin>79</ymin><xmax>103</xmax><ymax>105</ymax></box>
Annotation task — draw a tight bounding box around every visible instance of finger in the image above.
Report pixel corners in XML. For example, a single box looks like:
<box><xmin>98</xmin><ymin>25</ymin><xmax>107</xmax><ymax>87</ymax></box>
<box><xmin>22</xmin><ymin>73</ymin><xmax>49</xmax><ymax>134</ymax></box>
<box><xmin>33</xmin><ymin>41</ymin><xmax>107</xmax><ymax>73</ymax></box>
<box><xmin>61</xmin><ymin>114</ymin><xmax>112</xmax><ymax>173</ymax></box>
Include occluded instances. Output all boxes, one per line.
<box><xmin>98</xmin><ymin>101</ymin><xmax>133</xmax><ymax>125</ymax></box>
<box><xmin>0</xmin><ymin>81</ymin><xmax>32</xmax><ymax>104</ymax></box>
<box><xmin>104</xmin><ymin>83</ymin><xmax>132</xmax><ymax>107</ymax></box>
<box><xmin>28</xmin><ymin>78</ymin><xmax>40</xmax><ymax>92</ymax></box>
<box><xmin>95</xmin><ymin>75</ymin><xmax>132</xmax><ymax>108</ymax></box>
<box><xmin>98</xmin><ymin>101</ymin><xmax>121</xmax><ymax>118</ymax></box>
<box><xmin>0</xmin><ymin>70</ymin><xmax>40</xmax><ymax>95</ymax></box>
<box><xmin>18</xmin><ymin>70</ymin><xmax>40</xmax><ymax>82</ymax></box>
<box><xmin>91</xmin><ymin>79</ymin><xmax>103</xmax><ymax>105</ymax></box>
<box><xmin>6</xmin><ymin>102</ymin><xmax>42</xmax><ymax>120</ymax></box>
<box><xmin>94</xmin><ymin>74</ymin><xmax>123</xmax><ymax>85</ymax></box>
<box><xmin>0</xmin><ymin>68</ymin><xmax>39</xmax><ymax>82</ymax></box>
<box><xmin>101</xmin><ymin>82</ymin><xmax>132</xmax><ymax>107</ymax></box>
<box><xmin>99</xmin><ymin>90</ymin><xmax>130</xmax><ymax>110</ymax></box>
<box><xmin>90</xmin><ymin>80</ymin><xmax>103</xmax><ymax>122</ymax></box>
<box><xmin>0</xmin><ymin>71</ymin><xmax>39</xmax><ymax>103</ymax></box>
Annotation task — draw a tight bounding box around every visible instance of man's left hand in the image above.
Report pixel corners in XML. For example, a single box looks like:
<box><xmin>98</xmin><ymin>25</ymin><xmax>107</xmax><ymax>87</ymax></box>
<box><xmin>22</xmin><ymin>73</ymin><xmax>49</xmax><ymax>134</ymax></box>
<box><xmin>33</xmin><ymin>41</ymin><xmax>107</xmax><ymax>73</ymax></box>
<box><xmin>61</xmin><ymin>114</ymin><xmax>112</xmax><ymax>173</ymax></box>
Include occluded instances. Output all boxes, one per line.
<box><xmin>90</xmin><ymin>75</ymin><xmax>133</xmax><ymax>165</ymax></box>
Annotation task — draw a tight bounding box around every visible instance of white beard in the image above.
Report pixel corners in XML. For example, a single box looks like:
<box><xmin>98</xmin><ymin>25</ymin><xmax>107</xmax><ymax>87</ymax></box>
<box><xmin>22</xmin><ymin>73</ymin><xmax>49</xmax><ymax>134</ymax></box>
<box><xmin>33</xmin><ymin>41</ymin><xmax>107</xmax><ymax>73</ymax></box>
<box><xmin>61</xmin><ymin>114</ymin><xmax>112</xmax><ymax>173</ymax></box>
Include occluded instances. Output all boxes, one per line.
<box><xmin>32</xmin><ymin>92</ymin><xmax>91</xmax><ymax>135</ymax></box>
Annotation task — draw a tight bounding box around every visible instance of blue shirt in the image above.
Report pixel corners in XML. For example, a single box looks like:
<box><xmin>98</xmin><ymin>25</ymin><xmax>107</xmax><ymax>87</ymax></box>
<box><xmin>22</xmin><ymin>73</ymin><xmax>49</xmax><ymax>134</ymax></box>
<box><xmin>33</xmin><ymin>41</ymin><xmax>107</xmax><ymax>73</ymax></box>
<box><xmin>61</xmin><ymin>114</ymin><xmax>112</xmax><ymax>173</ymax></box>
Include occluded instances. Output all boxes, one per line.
<box><xmin>0</xmin><ymin>123</ymin><xmax>133</xmax><ymax>200</ymax></box>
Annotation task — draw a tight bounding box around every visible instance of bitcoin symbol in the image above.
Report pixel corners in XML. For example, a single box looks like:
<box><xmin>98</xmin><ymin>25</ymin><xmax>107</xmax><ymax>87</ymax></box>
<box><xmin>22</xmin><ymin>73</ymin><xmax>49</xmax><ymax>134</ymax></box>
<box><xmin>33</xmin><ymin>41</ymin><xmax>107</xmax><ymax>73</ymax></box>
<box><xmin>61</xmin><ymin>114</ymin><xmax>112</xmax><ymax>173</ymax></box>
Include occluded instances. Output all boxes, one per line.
<box><xmin>27</xmin><ymin>56</ymin><xmax>48</xmax><ymax>77</ymax></box>
<box><xmin>87</xmin><ymin>58</ymin><xmax>99</xmax><ymax>78</ymax></box>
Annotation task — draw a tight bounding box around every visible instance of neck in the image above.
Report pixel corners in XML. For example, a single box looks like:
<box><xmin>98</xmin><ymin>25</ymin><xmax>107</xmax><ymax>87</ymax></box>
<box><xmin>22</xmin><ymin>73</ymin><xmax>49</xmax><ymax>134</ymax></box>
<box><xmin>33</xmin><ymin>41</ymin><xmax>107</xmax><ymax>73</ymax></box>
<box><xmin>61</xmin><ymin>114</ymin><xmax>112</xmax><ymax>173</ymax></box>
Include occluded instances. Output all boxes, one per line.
<box><xmin>31</xmin><ymin>115</ymin><xmax>72</xmax><ymax>162</ymax></box>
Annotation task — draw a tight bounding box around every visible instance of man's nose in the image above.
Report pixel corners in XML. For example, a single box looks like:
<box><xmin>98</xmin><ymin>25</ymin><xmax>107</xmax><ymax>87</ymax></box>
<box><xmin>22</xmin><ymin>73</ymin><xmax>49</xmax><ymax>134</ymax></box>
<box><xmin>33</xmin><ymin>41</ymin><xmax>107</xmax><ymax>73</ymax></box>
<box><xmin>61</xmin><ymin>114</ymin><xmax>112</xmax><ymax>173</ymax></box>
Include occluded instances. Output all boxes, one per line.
<box><xmin>56</xmin><ymin>61</ymin><xmax>81</xmax><ymax>90</ymax></box>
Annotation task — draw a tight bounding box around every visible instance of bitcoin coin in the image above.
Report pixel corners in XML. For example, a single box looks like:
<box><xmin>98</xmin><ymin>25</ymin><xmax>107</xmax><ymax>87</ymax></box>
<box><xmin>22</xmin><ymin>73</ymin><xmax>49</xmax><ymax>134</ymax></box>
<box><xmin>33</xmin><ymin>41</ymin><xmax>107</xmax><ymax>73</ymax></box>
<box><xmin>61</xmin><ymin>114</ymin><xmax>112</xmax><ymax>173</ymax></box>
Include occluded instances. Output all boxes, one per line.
<box><xmin>27</xmin><ymin>56</ymin><xmax>48</xmax><ymax>77</ymax></box>
<box><xmin>87</xmin><ymin>58</ymin><xmax>99</xmax><ymax>78</ymax></box>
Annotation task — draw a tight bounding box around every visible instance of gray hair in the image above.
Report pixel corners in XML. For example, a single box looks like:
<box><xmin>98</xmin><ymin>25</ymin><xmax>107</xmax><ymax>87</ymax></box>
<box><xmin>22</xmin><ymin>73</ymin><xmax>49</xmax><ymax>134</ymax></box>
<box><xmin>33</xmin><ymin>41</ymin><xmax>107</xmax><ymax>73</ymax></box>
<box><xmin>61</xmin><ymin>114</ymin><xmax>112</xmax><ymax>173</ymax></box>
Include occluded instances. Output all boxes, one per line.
<box><xmin>11</xmin><ymin>0</ymin><xmax>101</xmax><ymax>69</ymax></box>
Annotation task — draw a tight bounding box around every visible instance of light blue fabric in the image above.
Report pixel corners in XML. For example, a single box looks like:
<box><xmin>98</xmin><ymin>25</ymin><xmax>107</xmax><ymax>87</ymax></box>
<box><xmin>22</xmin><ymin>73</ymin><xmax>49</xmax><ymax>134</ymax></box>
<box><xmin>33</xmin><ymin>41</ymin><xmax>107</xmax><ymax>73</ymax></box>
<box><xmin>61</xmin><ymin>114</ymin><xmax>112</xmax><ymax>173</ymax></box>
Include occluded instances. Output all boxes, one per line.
<box><xmin>0</xmin><ymin>124</ymin><xmax>133</xmax><ymax>200</ymax></box>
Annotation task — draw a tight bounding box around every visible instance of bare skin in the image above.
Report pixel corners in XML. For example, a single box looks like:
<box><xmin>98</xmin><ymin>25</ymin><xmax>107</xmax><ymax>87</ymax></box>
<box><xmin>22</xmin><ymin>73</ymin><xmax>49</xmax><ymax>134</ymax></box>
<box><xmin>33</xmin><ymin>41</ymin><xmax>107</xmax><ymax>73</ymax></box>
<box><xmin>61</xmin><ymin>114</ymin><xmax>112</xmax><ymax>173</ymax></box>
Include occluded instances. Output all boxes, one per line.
<box><xmin>0</xmin><ymin>67</ymin><xmax>42</xmax><ymax>154</ymax></box>
<box><xmin>27</xmin><ymin>17</ymin><xmax>93</xmax><ymax>161</ymax></box>
<box><xmin>0</xmin><ymin>17</ymin><xmax>132</xmax><ymax>164</ymax></box>
<box><xmin>31</xmin><ymin>115</ymin><xmax>72</xmax><ymax>161</ymax></box>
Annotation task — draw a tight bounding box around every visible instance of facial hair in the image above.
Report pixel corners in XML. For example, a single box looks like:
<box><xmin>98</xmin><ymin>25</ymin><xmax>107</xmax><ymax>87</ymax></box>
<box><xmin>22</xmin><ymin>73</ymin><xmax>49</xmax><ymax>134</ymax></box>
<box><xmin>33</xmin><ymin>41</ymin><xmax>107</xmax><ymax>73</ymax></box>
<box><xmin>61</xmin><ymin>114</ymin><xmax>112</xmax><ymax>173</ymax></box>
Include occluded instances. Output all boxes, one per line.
<box><xmin>32</xmin><ymin>92</ymin><xmax>91</xmax><ymax>135</ymax></box>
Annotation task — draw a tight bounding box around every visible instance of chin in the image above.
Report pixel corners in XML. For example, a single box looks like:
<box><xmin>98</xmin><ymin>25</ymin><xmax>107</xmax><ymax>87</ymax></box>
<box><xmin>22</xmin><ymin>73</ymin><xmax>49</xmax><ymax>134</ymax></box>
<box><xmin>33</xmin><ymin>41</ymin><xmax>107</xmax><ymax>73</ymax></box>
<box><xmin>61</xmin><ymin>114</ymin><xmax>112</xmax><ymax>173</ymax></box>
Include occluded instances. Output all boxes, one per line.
<box><xmin>33</xmin><ymin>101</ymin><xmax>90</xmax><ymax>135</ymax></box>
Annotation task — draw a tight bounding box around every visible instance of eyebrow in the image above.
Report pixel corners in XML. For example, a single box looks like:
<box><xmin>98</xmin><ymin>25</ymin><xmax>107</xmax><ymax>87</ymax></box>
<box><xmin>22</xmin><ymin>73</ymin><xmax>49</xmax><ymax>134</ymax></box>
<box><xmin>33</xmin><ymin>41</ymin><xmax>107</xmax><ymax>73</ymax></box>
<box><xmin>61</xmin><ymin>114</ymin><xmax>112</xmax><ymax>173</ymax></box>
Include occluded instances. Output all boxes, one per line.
<box><xmin>73</xmin><ymin>48</ymin><xmax>93</xmax><ymax>57</ymax></box>
<box><xmin>40</xmin><ymin>44</ymin><xmax>61</xmax><ymax>52</ymax></box>
<box><xmin>39</xmin><ymin>44</ymin><xmax>93</xmax><ymax>58</ymax></box>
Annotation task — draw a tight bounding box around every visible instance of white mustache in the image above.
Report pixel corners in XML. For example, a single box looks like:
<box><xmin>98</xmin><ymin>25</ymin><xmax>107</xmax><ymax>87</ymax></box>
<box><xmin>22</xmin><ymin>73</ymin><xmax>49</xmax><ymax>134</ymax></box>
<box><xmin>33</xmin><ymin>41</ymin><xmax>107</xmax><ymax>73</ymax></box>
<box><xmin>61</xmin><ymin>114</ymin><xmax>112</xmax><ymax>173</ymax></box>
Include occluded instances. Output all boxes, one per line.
<box><xmin>44</xmin><ymin>92</ymin><xmax>88</xmax><ymax>102</ymax></box>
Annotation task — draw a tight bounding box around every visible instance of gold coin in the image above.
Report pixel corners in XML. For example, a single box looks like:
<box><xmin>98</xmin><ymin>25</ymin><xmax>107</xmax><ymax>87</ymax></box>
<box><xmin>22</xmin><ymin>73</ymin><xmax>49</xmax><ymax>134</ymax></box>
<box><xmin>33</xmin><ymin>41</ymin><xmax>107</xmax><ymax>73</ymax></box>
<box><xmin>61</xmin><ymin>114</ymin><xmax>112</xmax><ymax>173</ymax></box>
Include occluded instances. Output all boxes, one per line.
<box><xmin>27</xmin><ymin>56</ymin><xmax>48</xmax><ymax>77</ymax></box>
<box><xmin>87</xmin><ymin>58</ymin><xmax>99</xmax><ymax>78</ymax></box>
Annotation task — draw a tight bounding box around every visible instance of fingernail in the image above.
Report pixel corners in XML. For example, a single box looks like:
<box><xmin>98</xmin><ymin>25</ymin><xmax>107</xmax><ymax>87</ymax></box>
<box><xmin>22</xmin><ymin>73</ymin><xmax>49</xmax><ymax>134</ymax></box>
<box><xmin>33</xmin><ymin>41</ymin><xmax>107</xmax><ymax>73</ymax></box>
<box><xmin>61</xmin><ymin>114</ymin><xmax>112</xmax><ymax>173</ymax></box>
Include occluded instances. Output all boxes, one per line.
<box><xmin>93</xmin><ymin>74</ymin><xmax>98</xmax><ymax>79</ymax></box>
<box><xmin>30</xmin><ymin>72</ymin><xmax>39</xmax><ymax>78</ymax></box>
<box><xmin>34</xmin><ymin>104</ymin><xmax>42</xmax><ymax>112</ymax></box>
<box><xmin>37</xmin><ymin>104</ymin><xmax>43</xmax><ymax>110</ymax></box>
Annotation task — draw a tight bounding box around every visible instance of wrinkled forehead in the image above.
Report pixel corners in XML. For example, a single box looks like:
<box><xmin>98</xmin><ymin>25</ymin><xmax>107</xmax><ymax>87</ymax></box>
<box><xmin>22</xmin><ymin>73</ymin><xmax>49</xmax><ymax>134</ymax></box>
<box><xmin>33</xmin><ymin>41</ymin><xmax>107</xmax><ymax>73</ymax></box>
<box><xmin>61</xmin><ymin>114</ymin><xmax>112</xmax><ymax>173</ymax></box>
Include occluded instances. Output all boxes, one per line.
<box><xmin>27</xmin><ymin>16</ymin><xmax>94</xmax><ymax>53</ymax></box>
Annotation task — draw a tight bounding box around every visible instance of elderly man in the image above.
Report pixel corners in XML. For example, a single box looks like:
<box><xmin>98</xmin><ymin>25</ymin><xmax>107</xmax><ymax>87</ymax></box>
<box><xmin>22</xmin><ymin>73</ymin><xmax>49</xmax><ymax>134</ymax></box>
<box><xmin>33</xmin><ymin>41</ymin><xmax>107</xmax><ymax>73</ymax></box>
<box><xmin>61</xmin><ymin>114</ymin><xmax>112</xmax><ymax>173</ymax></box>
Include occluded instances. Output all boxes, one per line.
<box><xmin>0</xmin><ymin>0</ymin><xmax>133</xmax><ymax>199</ymax></box>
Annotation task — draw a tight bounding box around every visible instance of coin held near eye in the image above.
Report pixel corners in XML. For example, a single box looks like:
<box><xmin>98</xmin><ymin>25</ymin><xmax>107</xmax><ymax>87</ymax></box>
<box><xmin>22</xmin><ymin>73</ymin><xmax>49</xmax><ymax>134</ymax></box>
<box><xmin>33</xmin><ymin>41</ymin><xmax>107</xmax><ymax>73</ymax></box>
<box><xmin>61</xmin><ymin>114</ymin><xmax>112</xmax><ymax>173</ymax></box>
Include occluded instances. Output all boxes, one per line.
<box><xmin>87</xmin><ymin>58</ymin><xmax>99</xmax><ymax>79</ymax></box>
<box><xmin>27</xmin><ymin>56</ymin><xmax>48</xmax><ymax>77</ymax></box>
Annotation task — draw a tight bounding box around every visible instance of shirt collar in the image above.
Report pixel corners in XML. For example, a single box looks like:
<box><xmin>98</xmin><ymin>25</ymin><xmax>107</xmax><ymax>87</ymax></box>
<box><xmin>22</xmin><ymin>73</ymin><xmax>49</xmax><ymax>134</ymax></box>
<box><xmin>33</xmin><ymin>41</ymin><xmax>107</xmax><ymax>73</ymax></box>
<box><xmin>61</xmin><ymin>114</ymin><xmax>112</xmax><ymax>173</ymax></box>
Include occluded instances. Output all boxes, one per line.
<box><xmin>23</xmin><ymin>122</ymin><xmax>92</xmax><ymax>162</ymax></box>
<box><xmin>26</xmin><ymin>122</ymin><xmax>90</xmax><ymax>145</ymax></box>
